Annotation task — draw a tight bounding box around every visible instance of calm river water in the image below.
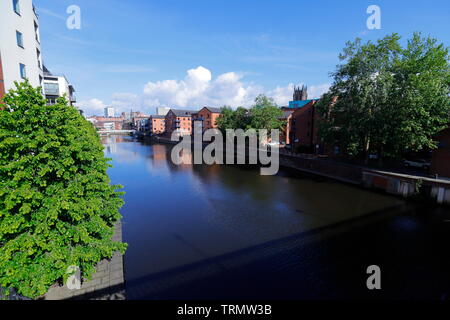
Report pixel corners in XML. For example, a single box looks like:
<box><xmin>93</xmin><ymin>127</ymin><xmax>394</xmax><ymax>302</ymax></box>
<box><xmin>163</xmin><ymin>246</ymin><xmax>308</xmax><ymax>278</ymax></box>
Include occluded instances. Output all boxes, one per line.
<box><xmin>103</xmin><ymin>135</ymin><xmax>450</xmax><ymax>300</ymax></box>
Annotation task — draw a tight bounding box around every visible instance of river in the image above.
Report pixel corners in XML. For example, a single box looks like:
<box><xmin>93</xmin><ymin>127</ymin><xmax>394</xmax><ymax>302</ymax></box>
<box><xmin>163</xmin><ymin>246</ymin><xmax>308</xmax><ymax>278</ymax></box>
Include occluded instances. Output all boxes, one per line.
<box><xmin>103</xmin><ymin>135</ymin><xmax>450</xmax><ymax>300</ymax></box>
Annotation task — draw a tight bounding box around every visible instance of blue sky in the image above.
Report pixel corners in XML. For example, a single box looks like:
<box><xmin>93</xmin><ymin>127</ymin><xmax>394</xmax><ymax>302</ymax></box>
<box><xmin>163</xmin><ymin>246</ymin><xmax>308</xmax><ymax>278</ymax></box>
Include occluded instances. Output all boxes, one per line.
<box><xmin>34</xmin><ymin>0</ymin><xmax>450</xmax><ymax>115</ymax></box>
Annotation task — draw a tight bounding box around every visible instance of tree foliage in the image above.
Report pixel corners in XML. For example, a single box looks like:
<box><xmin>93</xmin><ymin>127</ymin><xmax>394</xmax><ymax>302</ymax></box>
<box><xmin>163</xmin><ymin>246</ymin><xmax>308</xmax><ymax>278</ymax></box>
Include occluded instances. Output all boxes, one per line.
<box><xmin>0</xmin><ymin>81</ymin><xmax>127</xmax><ymax>298</ymax></box>
<box><xmin>316</xmin><ymin>33</ymin><xmax>450</xmax><ymax>160</ymax></box>
<box><xmin>217</xmin><ymin>95</ymin><xmax>284</xmax><ymax>132</ymax></box>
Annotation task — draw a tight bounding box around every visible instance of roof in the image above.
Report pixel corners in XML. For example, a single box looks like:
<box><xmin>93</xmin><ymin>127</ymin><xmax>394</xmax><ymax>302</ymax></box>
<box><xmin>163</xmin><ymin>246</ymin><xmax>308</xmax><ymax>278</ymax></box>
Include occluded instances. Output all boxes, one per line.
<box><xmin>280</xmin><ymin>110</ymin><xmax>294</xmax><ymax>119</ymax></box>
<box><xmin>170</xmin><ymin>109</ymin><xmax>194</xmax><ymax>117</ymax></box>
<box><xmin>202</xmin><ymin>106</ymin><xmax>222</xmax><ymax>113</ymax></box>
<box><xmin>150</xmin><ymin>115</ymin><xmax>166</xmax><ymax>119</ymax></box>
<box><xmin>287</xmin><ymin>99</ymin><xmax>317</xmax><ymax>109</ymax></box>
<box><xmin>43</xmin><ymin>65</ymin><xmax>52</xmax><ymax>76</ymax></box>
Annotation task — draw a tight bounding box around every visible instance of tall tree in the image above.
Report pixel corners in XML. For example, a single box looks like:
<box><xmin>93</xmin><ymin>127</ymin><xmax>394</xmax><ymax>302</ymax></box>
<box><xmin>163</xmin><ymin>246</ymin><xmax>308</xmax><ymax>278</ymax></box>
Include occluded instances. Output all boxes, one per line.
<box><xmin>317</xmin><ymin>33</ymin><xmax>450</xmax><ymax>160</ymax></box>
<box><xmin>0</xmin><ymin>81</ymin><xmax>127</xmax><ymax>298</ymax></box>
<box><xmin>250</xmin><ymin>94</ymin><xmax>284</xmax><ymax>131</ymax></box>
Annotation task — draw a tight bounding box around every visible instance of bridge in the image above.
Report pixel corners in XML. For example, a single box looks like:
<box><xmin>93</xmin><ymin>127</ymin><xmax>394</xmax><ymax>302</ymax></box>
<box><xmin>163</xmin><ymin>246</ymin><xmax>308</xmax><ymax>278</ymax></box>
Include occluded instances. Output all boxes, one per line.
<box><xmin>98</xmin><ymin>130</ymin><xmax>135</xmax><ymax>136</ymax></box>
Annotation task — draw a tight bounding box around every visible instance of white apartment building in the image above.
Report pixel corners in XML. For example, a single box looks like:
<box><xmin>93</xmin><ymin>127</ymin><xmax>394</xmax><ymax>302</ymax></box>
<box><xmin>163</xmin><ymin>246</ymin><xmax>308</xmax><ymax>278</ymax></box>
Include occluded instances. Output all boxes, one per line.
<box><xmin>43</xmin><ymin>66</ymin><xmax>76</xmax><ymax>106</ymax></box>
<box><xmin>0</xmin><ymin>0</ymin><xmax>43</xmax><ymax>97</ymax></box>
<box><xmin>104</xmin><ymin>107</ymin><xmax>115</xmax><ymax>118</ymax></box>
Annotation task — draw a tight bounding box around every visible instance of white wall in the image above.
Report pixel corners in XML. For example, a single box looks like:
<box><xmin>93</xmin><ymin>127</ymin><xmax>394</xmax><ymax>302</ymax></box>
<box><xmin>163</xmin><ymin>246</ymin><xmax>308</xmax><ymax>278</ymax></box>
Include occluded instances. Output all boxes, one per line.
<box><xmin>44</xmin><ymin>75</ymin><xmax>70</xmax><ymax>96</ymax></box>
<box><xmin>0</xmin><ymin>0</ymin><xmax>43</xmax><ymax>92</ymax></box>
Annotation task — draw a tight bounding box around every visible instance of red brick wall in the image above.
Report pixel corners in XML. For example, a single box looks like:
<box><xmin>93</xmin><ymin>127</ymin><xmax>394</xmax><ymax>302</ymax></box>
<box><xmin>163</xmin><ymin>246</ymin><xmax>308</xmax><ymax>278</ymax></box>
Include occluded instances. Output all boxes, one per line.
<box><xmin>194</xmin><ymin>108</ymin><xmax>220</xmax><ymax>130</ymax></box>
<box><xmin>165</xmin><ymin>111</ymin><xmax>192</xmax><ymax>136</ymax></box>
<box><xmin>151</xmin><ymin>118</ymin><xmax>165</xmax><ymax>134</ymax></box>
<box><xmin>292</xmin><ymin>101</ymin><xmax>316</xmax><ymax>148</ymax></box>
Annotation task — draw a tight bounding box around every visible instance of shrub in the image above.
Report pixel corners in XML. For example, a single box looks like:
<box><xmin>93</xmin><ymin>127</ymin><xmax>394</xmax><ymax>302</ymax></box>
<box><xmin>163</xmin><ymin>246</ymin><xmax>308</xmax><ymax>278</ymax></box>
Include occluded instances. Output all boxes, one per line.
<box><xmin>0</xmin><ymin>81</ymin><xmax>127</xmax><ymax>298</ymax></box>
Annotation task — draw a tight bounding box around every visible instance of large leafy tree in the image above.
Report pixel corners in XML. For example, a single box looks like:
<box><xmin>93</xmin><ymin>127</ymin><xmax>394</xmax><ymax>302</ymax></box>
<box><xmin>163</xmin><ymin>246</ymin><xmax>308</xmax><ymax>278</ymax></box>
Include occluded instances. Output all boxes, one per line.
<box><xmin>250</xmin><ymin>94</ymin><xmax>284</xmax><ymax>131</ymax></box>
<box><xmin>317</xmin><ymin>33</ymin><xmax>450</xmax><ymax>160</ymax></box>
<box><xmin>217</xmin><ymin>95</ymin><xmax>283</xmax><ymax>132</ymax></box>
<box><xmin>0</xmin><ymin>81</ymin><xmax>127</xmax><ymax>298</ymax></box>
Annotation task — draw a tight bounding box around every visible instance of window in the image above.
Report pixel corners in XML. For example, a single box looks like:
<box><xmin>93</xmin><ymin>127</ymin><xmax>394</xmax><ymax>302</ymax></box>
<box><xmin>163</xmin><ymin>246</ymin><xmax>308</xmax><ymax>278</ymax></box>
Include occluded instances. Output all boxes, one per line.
<box><xmin>36</xmin><ymin>49</ymin><xmax>41</xmax><ymax>69</ymax></box>
<box><xmin>16</xmin><ymin>31</ymin><xmax>23</xmax><ymax>47</ymax></box>
<box><xmin>34</xmin><ymin>21</ymin><xmax>39</xmax><ymax>42</ymax></box>
<box><xmin>19</xmin><ymin>63</ymin><xmax>26</xmax><ymax>79</ymax></box>
<box><xmin>44</xmin><ymin>82</ymin><xmax>59</xmax><ymax>95</ymax></box>
<box><xmin>13</xmin><ymin>0</ymin><xmax>20</xmax><ymax>15</ymax></box>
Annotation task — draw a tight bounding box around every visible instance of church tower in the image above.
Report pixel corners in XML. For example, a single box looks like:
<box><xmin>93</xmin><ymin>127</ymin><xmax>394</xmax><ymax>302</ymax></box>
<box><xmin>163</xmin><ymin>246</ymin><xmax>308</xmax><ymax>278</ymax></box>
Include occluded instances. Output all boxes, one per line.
<box><xmin>293</xmin><ymin>85</ymin><xmax>308</xmax><ymax>101</ymax></box>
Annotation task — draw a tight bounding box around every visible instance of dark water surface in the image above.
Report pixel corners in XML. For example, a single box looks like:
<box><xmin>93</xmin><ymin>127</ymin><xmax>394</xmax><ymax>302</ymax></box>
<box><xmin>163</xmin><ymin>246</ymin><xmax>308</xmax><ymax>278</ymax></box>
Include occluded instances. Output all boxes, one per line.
<box><xmin>103</xmin><ymin>135</ymin><xmax>450</xmax><ymax>300</ymax></box>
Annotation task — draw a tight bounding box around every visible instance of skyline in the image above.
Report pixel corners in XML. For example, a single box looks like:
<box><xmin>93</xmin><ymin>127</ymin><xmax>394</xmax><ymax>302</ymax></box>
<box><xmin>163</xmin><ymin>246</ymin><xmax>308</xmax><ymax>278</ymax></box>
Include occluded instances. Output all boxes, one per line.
<box><xmin>34</xmin><ymin>0</ymin><xmax>450</xmax><ymax>116</ymax></box>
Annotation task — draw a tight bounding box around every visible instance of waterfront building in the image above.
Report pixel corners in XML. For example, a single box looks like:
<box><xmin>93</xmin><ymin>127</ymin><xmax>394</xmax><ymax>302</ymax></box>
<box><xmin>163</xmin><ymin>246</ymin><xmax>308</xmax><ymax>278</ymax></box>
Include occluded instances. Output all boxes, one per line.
<box><xmin>165</xmin><ymin>109</ymin><xmax>193</xmax><ymax>136</ymax></box>
<box><xmin>192</xmin><ymin>107</ymin><xmax>222</xmax><ymax>132</ymax></box>
<box><xmin>42</xmin><ymin>66</ymin><xmax>76</xmax><ymax>106</ymax></box>
<box><xmin>132</xmin><ymin>114</ymin><xmax>150</xmax><ymax>131</ymax></box>
<box><xmin>88</xmin><ymin>115</ymin><xmax>125</xmax><ymax>131</ymax></box>
<box><xmin>0</xmin><ymin>0</ymin><xmax>43</xmax><ymax>97</ymax></box>
<box><xmin>149</xmin><ymin>115</ymin><xmax>166</xmax><ymax>135</ymax></box>
<box><xmin>290</xmin><ymin>100</ymin><xmax>320</xmax><ymax>153</ymax></box>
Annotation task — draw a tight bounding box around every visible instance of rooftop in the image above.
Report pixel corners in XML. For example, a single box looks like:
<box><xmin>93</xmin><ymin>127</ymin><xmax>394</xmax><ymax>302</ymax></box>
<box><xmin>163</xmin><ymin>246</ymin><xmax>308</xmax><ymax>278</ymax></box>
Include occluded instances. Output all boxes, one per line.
<box><xmin>170</xmin><ymin>109</ymin><xmax>194</xmax><ymax>117</ymax></box>
<box><xmin>287</xmin><ymin>99</ymin><xmax>317</xmax><ymax>109</ymax></box>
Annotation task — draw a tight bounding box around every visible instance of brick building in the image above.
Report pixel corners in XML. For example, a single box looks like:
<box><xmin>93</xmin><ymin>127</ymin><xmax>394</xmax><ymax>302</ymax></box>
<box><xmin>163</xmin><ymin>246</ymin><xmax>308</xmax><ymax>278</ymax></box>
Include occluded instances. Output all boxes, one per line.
<box><xmin>192</xmin><ymin>107</ymin><xmax>221</xmax><ymax>131</ymax></box>
<box><xmin>165</xmin><ymin>109</ymin><xmax>193</xmax><ymax>136</ymax></box>
<box><xmin>290</xmin><ymin>100</ymin><xmax>320</xmax><ymax>152</ymax></box>
<box><xmin>88</xmin><ymin>116</ymin><xmax>125</xmax><ymax>131</ymax></box>
<box><xmin>149</xmin><ymin>115</ymin><xmax>166</xmax><ymax>135</ymax></box>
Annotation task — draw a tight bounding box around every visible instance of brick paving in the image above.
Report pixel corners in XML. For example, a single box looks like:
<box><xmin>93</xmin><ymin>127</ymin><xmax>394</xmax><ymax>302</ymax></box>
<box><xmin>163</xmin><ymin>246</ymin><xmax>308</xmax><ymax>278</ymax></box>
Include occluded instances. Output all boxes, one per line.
<box><xmin>44</xmin><ymin>222</ymin><xmax>125</xmax><ymax>300</ymax></box>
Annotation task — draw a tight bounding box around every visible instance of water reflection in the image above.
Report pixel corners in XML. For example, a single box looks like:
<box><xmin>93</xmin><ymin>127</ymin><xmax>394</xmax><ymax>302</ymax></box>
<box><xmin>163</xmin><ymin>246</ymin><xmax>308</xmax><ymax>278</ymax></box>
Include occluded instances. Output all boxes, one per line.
<box><xmin>104</xmin><ymin>136</ymin><xmax>404</xmax><ymax>286</ymax></box>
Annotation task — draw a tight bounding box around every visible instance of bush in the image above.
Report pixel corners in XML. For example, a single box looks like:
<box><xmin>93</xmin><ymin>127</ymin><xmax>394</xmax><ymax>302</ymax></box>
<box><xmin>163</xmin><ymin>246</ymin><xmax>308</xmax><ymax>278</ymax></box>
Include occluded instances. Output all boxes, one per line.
<box><xmin>0</xmin><ymin>81</ymin><xmax>127</xmax><ymax>298</ymax></box>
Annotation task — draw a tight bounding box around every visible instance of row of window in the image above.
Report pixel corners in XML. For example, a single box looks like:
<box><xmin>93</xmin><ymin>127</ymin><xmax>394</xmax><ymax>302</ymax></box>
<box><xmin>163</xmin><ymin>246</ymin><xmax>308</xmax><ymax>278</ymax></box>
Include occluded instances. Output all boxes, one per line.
<box><xmin>13</xmin><ymin>1</ymin><xmax>42</xmax><ymax>81</ymax></box>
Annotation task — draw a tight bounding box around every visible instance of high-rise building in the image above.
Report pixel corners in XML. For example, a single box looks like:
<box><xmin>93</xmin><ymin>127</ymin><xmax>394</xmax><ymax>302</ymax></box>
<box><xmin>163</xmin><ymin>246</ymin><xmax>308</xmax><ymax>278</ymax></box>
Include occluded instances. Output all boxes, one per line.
<box><xmin>104</xmin><ymin>107</ymin><xmax>115</xmax><ymax>118</ymax></box>
<box><xmin>156</xmin><ymin>107</ymin><xmax>170</xmax><ymax>116</ymax></box>
<box><xmin>0</xmin><ymin>0</ymin><xmax>43</xmax><ymax>97</ymax></box>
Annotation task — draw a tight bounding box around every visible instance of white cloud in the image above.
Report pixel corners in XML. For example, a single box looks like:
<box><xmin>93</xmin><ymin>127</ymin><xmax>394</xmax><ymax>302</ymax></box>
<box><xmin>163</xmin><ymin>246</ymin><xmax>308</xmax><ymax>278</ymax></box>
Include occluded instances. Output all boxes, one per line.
<box><xmin>142</xmin><ymin>66</ymin><xmax>260</xmax><ymax>109</ymax></box>
<box><xmin>80</xmin><ymin>66</ymin><xmax>331</xmax><ymax>115</ymax></box>
<box><xmin>77</xmin><ymin>98</ymin><xmax>106</xmax><ymax>116</ymax></box>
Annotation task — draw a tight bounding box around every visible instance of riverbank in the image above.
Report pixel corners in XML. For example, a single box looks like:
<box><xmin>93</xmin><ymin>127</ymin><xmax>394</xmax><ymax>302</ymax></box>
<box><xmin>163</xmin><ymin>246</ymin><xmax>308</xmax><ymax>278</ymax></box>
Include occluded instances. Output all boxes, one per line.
<box><xmin>101</xmin><ymin>136</ymin><xmax>450</xmax><ymax>300</ymax></box>
<box><xmin>151</xmin><ymin>135</ymin><xmax>450</xmax><ymax>205</ymax></box>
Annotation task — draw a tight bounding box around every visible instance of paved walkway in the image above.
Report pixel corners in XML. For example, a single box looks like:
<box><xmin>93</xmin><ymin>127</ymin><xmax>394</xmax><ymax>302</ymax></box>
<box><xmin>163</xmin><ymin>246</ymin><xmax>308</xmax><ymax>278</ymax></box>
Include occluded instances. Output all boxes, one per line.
<box><xmin>44</xmin><ymin>222</ymin><xmax>125</xmax><ymax>300</ymax></box>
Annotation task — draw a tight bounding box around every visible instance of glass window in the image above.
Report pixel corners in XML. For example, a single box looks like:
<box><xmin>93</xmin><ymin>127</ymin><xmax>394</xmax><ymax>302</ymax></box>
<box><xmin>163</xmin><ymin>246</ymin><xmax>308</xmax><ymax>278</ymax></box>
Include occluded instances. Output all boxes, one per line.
<box><xmin>44</xmin><ymin>82</ymin><xmax>59</xmax><ymax>95</ymax></box>
<box><xmin>19</xmin><ymin>63</ymin><xmax>26</xmax><ymax>79</ymax></box>
<box><xmin>16</xmin><ymin>31</ymin><xmax>23</xmax><ymax>47</ymax></box>
<box><xmin>13</xmin><ymin>0</ymin><xmax>20</xmax><ymax>15</ymax></box>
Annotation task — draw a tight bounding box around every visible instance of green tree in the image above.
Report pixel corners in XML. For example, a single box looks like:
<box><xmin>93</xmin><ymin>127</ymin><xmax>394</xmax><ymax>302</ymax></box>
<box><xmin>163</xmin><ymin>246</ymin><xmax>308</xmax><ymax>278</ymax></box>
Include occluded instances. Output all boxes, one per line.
<box><xmin>317</xmin><ymin>33</ymin><xmax>450</xmax><ymax>160</ymax></box>
<box><xmin>0</xmin><ymin>81</ymin><xmax>127</xmax><ymax>298</ymax></box>
<box><xmin>250</xmin><ymin>95</ymin><xmax>284</xmax><ymax>132</ymax></box>
<box><xmin>217</xmin><ymin>95</ymin><xmax>283</xmax><ymax>133</ymax></box>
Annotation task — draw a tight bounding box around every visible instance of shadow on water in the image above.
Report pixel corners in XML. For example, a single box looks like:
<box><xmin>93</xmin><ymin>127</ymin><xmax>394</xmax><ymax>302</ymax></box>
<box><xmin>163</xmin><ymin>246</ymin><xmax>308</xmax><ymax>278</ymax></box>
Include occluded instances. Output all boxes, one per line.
<box><xmin>124</xmin><ymin>203</ymin><xmax>450</xmax><ymax>300</ymax></box>
<box><xmin>103</xmin><ymin>136</ymin><xmax>450</xmax><ymax>300</ymax></box>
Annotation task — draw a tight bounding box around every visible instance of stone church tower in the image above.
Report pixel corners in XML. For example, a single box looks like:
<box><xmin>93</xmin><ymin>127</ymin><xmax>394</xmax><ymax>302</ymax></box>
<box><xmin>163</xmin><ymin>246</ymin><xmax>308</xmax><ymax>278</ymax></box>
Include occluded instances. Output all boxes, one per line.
<box><xmin>293</xmin><ymin>85</ymin><xmax>308</xmax><ymax>101</ymax></box>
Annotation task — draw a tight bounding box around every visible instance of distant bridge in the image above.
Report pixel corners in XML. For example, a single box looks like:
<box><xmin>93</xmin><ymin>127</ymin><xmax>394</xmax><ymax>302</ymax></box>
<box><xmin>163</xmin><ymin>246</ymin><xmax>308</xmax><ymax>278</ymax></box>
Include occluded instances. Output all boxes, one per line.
<box><xmin>98</xmin><ymin>130</ymin><xmax>135</xmax><ymax>136</ymax></box>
